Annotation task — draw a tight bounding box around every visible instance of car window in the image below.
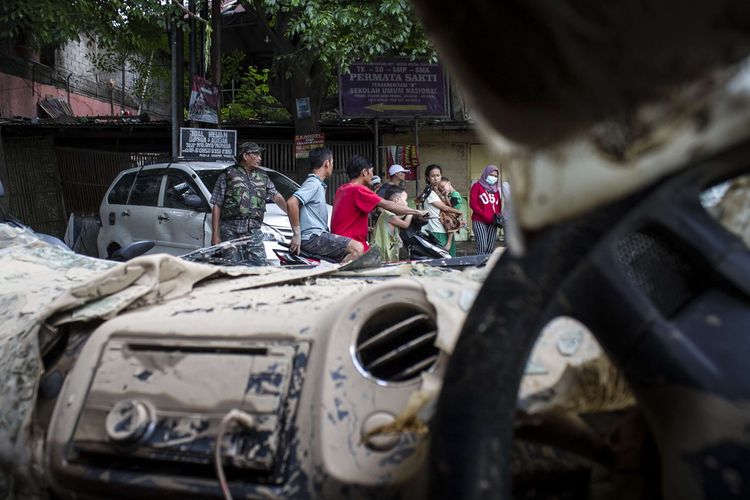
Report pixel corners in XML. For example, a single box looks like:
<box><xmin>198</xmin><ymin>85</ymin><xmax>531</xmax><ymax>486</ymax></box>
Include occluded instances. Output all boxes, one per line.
<box><xmin>195</xmin><ymin>168</ymin><xmax>299</xmax><ymax>200</ymax></box>
<box><xmin>107</xmin><ymin>173</ymin><xmax>136</xmax><ymax>204</ymax></box>
<box><xmin>265</xmin><ymin>170</ymin><xmax>299</xmax><ymax>200</ymax></box>
<box><xmin>128</xmin><ymin>173</ymin><xmax>162</xmax><ymax>206</ymax></box>
<box><xmin>164</xmin><ymin>173</ymin><xmax>204</xmax><ymax>210</ymax></box>
<box><xmin>196</xmin><ymin>170</ymin><xmax>223</xmax><ymax>194</ymax></box>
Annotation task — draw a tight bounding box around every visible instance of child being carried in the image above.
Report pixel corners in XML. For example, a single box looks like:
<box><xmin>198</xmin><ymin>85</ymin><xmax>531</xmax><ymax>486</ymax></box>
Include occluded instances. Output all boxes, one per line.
<box><xmin>437</xmin><ymin>178</ymin><xmax>465</xmax><ymax>250</ymax></box>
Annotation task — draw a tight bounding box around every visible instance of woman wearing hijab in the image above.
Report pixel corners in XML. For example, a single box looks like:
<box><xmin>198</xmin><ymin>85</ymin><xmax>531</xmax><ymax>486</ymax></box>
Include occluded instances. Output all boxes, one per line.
<box><xmin>469</xmin><ymin>164</ymin><xmax>502</xmax><ymax>254</ymax></box>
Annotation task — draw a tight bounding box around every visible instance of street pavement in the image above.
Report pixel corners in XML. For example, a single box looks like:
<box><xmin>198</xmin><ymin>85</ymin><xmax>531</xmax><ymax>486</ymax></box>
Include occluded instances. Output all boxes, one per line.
<box><xmin>456</xmin><ymin>236</ymin><xmax>504</xmax><ymax>256</ymax></box>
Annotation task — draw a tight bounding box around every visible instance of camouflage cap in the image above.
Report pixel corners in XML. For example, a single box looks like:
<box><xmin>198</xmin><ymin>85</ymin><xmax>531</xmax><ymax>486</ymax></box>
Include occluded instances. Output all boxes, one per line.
<box><xmin>238</xmin><ymin>142</ymin><xmax>265</xmax><ymax>155</ymax></box>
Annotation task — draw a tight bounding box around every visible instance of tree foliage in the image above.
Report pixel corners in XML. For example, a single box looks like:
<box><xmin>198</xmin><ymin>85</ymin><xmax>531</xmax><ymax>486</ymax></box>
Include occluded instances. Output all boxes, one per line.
<box><xmin>221</xmin><ymin>52</ymin><xmax>290</xmax><ymax>122</ymax></box>
<box><xmin>239</xmin><ymin>0</ymin><xmax>434</xmax><ymax>131</ymax></box>
<box><xmin>0</xmin><ymin>0</ymin><xmax>175</xmax><ymax>52</ymax></box>
<box><xmin>1</xmin><ymin>0</ymin><xmax>179</xmax><ymax>103</ymax></box>
<box><xmin>282</xmin><ymin>0</ymin><xmax>434</xmax><ymax>71</ymax></box>
<box><xmin>2</xmin><ymin>0</ymin><xmax>434</xmax><ymax>138</ymax></box>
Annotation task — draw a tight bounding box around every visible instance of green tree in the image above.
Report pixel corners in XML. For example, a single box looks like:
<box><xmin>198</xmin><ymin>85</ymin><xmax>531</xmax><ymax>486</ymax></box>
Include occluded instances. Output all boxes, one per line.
<box><xmin>1</xmin><ymin>0</ymin><xmax>181</xmax><ymax>107</ymax></box>
<box><xmin>220</xmin><ymin>51</ymin><xmax>290</xmax><ymax>122</ymax></box>
<box><xmin>0</xmin><ymin>0</ymin><xmax>177</xmax><ymax>53</ymax></box>
<box><xmin>239</xmin><ymin>0</ymin><xmax>434</xmax><ymax>175</ymax></box>
<box><xmin>3</xmin><ymin>0</ymin><xmax>434</xmax><ymax>169</ymax></box>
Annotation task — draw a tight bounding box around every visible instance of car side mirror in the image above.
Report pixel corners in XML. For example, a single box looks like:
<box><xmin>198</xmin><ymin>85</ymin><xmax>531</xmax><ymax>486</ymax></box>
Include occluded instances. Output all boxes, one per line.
<box><xmin>183</xmin><ymin>194</ymin><xmax>203</xmax><ymax>208</ymax></box>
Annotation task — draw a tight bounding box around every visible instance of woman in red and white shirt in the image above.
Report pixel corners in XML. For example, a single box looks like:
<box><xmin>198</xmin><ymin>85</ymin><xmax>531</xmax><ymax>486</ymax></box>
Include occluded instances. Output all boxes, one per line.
<box><xmin>469</xmin><ymin>164</ymin><xmax>502</xmax><ymax>255</ymax></box>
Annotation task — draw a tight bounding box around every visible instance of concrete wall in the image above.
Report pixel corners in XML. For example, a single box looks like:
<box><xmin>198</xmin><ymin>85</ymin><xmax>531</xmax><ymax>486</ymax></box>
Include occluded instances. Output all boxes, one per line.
<box><xmin>0</xmin><ymin>35</ymin><xmax>169</xmax><ymax>119</ymax></box>
<box><xmin>0</xmin><ymin>72</ymin><xmax>138</xmax><ymax>117</ymax></box>
<box><xmin>56</xmin><ymin>37</ymin><xmax>141</xmax><ymax>95</ymax></box>
<box><xmin>382</xmin><ymin>128</ymin><xmax>481</xmax><ymax>199</ymax></box>
<box><xmin>383</xmin><ymin>126</ymin><xmax>513</xmax><ymax>243</ymax></box>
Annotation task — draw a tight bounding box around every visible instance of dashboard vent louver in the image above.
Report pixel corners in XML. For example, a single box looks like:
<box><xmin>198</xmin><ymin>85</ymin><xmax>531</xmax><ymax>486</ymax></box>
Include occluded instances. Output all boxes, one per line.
<box><xmin>355</xmin><ymin>306</ymin><xmax>439</xmax><ymax>383</ymax></box>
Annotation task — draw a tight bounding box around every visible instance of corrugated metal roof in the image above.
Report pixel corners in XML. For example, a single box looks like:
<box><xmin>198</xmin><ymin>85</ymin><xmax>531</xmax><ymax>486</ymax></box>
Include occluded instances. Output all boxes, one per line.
<box><xmin>0</xmin><ymin>117</ymin><xmax>171</xmax><ymax>128</ymax></box>
<box><xmin>0</xmin><ymin>115</ymin><xmax>475</xmax><ymax>132</ymax></box>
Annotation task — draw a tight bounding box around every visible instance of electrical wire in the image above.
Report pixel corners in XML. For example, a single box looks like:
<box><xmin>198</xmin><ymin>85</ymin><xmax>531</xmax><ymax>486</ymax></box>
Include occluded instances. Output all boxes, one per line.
<box><xmin>214</xmin><ymin>409</ymin><xmax>256</xmax><ymax>500</ymax></box>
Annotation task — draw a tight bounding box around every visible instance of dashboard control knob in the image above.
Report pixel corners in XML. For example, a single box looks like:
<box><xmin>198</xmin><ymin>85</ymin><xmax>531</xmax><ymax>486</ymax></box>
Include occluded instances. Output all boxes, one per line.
<box><xmin>105</xmin><ymin>399</ymin><xmax>152</xmax><ymax>444</ymax></box>
<box><xmin>361</xmin><ymin>412</ymin><xmax>400</xmax><ymax>451</ymax></box>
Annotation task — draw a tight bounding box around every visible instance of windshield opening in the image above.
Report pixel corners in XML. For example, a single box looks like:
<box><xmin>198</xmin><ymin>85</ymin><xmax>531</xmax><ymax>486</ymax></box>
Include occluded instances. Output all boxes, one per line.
<box><xmin>196</xmin><ymin>170</ymin><xmax>223</xmax><ymax>194</ymax></box>
<box><xmin>265</xmin><ymin>170</ymin><xmax>300</xmax><ymax>200</ymax></box>
<box><xmin>197</xmin><ymin>168</ymin><xmax>300</xmax><ymax>201</ymax></box>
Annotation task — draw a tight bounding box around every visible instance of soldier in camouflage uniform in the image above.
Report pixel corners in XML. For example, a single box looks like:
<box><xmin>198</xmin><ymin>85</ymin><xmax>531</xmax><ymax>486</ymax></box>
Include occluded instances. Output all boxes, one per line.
<box><xmin>210</xmin><ymin>142</ymin><xmax>287</xmax><ymax>265</ymax></box>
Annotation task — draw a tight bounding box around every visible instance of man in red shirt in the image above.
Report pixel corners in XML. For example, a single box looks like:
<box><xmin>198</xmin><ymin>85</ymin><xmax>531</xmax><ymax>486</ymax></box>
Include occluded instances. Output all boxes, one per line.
<box><xmin>331</xmin><ymin>155</ymin><xmax>426</xmax><ymax>251</ymax></box>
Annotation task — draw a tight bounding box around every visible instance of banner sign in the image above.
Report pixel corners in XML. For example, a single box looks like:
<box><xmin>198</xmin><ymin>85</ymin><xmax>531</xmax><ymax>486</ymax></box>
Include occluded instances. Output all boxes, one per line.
<box><xmin>188</xmin><ymin>76</ymin><xmax>220</xmax><ymax>124</ymax></box>
<box><xmin>294</xmin><ymin>133</ymin><xmax>325</xmax><ymax>159</ymax></box>
<box><xmin>340</xmin><ymin>59</ymin><xmax>448</xmax><ymax>117</ymax></box>
<box><xmin>296</xmin><ymin>97</ymin><xmax>311</xmax><ymax>118</ymax></box>
<box><xmin>180</xmin><ymin>127</ymin><xmax>237</xmax><ymax>159</ymax></box>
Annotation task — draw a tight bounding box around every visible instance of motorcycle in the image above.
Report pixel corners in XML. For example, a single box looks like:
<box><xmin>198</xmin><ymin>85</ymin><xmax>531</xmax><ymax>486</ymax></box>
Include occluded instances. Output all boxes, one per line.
<box><xmin>272</xmin><ymin>214</ymin><xmax>493</xmax><ymax>268</ymax></box>
<box><xmin>270</xmin><ymin>222</ymin><xmax>451</xmax><ymax>267</ymax></box>
<box><xmin>400</xmin><ymin>216</ymin><xmax>452</xmax><ymax>260</ymax></box>
<box><xmin>273</xmin><ymin>243</ymin><xmax>338</xmax><ymax>266</ymax></box>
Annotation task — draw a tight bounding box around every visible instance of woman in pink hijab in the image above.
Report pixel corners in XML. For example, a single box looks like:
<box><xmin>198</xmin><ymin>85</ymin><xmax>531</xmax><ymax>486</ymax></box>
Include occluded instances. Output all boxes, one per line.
<box><xmin>469</xmin><ymin>164</ymin><xmax>502</xmax><ymax>254</ymax></box>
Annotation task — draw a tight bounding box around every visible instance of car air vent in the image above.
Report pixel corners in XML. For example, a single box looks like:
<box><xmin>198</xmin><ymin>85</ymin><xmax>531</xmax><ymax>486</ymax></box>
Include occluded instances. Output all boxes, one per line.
<box><xmin>355</xmin><ymin>305</ymin><xmax>439</xmax><ymax>383</ymax></box>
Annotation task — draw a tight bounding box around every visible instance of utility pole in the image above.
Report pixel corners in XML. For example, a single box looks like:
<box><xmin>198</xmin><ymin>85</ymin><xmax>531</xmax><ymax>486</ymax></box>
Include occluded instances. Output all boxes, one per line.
<box><xmin>211</xmin><ymin>0</ymin><xmax>222</xmax><ymax>94</ymax></box>
<box><xmin>200</xmin><ymin>1</ymin><xmax>208</xmax><ymax>75</ymax></box>
<box><xmin>211</xmin><ymin>0</ymin><xmax>222</xmax><ymax>128</ymax></box>
<box><xmin>120</xmin><ymin>60</ymin><xmax>126</xmax><ymax>115</ymax></box>
<box><xmin>187</xmin><ymin>0</ymin><xmax>198</xmax><ymax>128</ymax></box>
<box><xmin>170</xmin><ymin>14</ymin><xmax>184</xmax><ymax>158</ymax></box>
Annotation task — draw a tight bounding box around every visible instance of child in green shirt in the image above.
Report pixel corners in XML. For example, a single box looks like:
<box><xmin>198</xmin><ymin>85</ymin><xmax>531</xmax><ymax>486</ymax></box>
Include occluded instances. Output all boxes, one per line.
<box><xmin>438</xmin><ymin>178</ymin><xmax>465</xmax><ymax>255</ymax></box>
<box><xmin>372</xmin><ymin>186</ymin><xmax>413</xmax><ymax>262</ymax></box>
<box><xmin>441</xmin><ymin>178</ymin><xmax>464</xmax><ymax>211</ymax></box>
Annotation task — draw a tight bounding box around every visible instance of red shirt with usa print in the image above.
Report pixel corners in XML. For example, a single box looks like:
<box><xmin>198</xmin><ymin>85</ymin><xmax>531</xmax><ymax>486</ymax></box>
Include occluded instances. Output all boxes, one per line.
<box><xmin>469</xmin><ymin>182</ymin><xmax>502</xmax><ymax>225</ymax></box>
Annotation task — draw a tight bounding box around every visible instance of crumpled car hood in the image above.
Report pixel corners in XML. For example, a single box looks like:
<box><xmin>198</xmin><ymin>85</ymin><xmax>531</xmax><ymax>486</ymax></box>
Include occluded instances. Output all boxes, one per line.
<box><xmin>0</xmin><ymin>225</ymin><xmax>339</xmax><ymax>475</ymax></box>
<box><xmin>1</xmin><ymin>224</ymin><xmax>625</xmax><ymax>498</ymax></box>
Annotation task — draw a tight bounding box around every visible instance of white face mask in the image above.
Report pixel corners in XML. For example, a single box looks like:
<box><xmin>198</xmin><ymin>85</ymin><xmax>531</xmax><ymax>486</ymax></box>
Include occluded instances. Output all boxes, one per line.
<box><xmin>485</xmin><ymin>175</ymin><xmax>498</xmax><ymax>185</ymax></box>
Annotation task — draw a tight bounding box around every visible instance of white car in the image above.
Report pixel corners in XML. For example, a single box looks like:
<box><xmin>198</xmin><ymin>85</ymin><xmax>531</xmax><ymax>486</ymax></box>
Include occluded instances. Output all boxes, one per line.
<box><xmin>97</xmin><ymin>161</ymin><xmax>320</xmax><ymax>264</ymax></box>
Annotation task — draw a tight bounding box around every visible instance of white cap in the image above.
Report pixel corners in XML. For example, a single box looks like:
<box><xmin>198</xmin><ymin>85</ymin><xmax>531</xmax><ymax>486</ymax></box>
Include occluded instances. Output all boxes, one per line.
<box><xmin>388</xmin><ymin>164</ymin><xmax>407</xmax><ymax>176</ymax></box>
<box><xmin>371</xmin><ymin>176</ymin><xmax>382</xmax><ymax>185</ymax></box>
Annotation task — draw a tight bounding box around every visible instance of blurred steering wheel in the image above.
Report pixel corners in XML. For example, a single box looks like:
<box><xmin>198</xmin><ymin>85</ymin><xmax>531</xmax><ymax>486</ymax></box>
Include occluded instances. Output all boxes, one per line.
<box><xmin>429</xmin><ymin>141</ymin><xmax>750</xmax><ymax>499</ymax></box>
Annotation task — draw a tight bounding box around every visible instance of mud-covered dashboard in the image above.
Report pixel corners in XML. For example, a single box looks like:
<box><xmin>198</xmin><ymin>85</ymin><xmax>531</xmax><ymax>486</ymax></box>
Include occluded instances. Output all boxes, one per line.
<box><xmin>45</xmin><ymin>276</ymin><xmax>447</xmax><ymax>499</ymax></box>
<box><xmin>53</xmin><ymin>339</ymin><xmax>307</xmax><ymax>492</ymax></box>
